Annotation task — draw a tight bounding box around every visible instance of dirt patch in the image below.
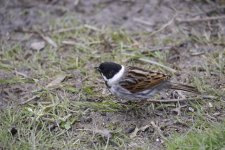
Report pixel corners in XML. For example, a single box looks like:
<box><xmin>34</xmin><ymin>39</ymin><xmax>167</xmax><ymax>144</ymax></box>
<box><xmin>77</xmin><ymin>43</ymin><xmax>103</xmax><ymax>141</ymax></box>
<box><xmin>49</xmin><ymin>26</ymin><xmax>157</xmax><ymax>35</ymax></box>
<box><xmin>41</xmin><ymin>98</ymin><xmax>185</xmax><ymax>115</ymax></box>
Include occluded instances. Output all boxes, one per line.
<box><xmin>1</xmin><ymin>0</ymin><xmax>225</xmax><ymax>33</ymax></box>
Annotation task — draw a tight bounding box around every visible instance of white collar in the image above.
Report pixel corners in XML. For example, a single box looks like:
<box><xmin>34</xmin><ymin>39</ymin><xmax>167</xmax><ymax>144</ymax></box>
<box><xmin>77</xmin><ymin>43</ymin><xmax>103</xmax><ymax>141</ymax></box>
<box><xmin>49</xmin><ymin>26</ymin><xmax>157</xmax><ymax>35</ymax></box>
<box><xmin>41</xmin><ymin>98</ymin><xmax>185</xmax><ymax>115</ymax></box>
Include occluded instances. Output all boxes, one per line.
<box><xmin>102</xmin><ymin>65</ymin><xmax>125</xmax><ymax>86</ymax></box>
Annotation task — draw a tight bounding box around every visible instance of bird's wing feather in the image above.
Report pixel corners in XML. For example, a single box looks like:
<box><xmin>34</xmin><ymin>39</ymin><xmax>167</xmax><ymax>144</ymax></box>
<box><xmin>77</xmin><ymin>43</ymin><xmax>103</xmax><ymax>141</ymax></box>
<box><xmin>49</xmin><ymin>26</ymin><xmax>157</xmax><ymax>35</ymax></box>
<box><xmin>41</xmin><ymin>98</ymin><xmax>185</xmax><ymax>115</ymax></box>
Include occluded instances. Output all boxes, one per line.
<box><xmin>119</xmin><ymin>66</ymin><xmax>170</xmax><ymax>93</ymax></box>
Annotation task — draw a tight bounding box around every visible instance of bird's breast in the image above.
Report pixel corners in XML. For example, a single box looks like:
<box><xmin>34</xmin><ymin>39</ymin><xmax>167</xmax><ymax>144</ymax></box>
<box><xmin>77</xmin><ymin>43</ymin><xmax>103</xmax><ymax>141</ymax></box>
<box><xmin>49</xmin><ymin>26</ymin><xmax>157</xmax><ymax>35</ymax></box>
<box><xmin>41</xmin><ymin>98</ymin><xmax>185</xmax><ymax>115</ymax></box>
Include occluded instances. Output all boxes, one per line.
<box><xmin>105</xmin><ymin>81</ymin><xmax>111</xmax><ymax>88</ymax></box>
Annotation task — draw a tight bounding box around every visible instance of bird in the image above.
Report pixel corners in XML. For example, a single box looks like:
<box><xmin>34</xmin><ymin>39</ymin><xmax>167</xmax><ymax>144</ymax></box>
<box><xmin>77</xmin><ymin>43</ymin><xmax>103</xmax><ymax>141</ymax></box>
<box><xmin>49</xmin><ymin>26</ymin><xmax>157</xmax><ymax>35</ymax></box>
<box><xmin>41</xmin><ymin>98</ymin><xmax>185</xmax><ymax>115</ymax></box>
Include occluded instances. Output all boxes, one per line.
<box><xmin>95</xmin><ymin>62</ymin><xmax>199</xmax><ymax>100</ymax></box>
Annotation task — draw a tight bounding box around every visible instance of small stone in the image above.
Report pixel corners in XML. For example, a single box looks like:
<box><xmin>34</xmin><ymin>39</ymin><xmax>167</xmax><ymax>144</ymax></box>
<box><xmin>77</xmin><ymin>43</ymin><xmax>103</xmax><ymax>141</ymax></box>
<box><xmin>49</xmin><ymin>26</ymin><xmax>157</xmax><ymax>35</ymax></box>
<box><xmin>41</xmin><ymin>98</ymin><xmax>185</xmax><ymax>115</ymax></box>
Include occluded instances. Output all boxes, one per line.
<box><xmin>208</xmin><ymin>102</ymin><xmax>213</xmax><ymax>108</ymax></box>
<box><xmin>125</xmin><ymin>125</ymin><xmax>136</xmax><ymax>134</ymax></box>
<box><xmin>31</xmin><ymin>41</ymin><xmax>45</xmax><ymax>51</ymax></box>
<box><xmin>188</xmin><ymin>107</ymin><xmax>194</xmax><ymax>112</ymax></box>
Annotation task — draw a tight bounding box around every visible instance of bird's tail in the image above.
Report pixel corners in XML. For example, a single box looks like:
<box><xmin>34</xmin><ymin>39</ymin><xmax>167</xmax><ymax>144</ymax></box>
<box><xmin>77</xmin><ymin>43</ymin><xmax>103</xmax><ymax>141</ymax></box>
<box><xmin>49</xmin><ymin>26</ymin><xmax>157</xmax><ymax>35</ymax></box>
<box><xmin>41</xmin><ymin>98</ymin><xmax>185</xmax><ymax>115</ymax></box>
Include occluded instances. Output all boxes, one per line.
<box><xmin>167</xmin><ymin>82</ymin><xmax>200</xmax><ymax>94</ymax></box>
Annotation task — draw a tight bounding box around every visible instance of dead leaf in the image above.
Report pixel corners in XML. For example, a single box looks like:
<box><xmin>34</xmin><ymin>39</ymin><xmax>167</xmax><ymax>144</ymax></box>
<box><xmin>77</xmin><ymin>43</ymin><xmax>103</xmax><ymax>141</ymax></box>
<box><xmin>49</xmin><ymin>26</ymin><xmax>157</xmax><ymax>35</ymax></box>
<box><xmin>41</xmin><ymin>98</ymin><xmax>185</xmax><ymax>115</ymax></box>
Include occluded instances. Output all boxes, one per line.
<box><xmin>47</xmin><ymin>74</ymin><xmax>67</xmax><ymax>88</ymax></box>
<box><xmin>43</xmin><ymin>36</ymin><xmax>57</xmax><ymax>48</ymax></box>
<box><xmin>130</xmin><ymin>125</ymin><xmax>151</xmax><ymax>138</ymax></box>
<box><xmin>31</xmin><ymin>41</ymin><xmax>45</xmax><ymax>51</ymax></box>
<box><xmin>38</xmin><ymin>32</ymin><xmax>57</xmax><ymax>48</ymax></box>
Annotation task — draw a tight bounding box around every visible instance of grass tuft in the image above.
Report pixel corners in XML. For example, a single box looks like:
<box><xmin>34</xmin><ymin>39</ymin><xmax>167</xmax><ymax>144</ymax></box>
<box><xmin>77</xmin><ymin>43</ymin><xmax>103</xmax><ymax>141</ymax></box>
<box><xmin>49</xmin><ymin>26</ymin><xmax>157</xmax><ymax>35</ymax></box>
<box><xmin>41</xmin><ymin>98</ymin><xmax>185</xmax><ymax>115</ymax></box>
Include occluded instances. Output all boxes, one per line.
<box><xmin>166</xmin><ymin>122</ymin><xmax>225</xmax><ymax>150</ymax></box>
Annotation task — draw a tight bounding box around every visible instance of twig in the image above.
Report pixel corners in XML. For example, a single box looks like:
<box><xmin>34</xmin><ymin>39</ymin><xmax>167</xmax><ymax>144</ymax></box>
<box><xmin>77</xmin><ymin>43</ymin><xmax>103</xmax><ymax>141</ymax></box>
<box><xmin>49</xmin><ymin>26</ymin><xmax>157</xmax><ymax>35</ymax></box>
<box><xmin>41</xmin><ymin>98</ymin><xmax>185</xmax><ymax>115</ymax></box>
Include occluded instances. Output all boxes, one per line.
<box><xmin>192</xmin><ymin>6</ymin><xmax>225</xmax><ymax>17</ymax></box>
<box><xmin>20</xmin><ymin>95</ymin><xmax>39</xmax><ymax>105</ymax></box>
<box><xmin>50</xmin><ymin>24</ymin><xmax>101</xmax><ymax>34</ymax></box>
<box><xmin>14</xmin><ymin>28</ymin><xmax>37</xmax><ymax>34</ymax></box>
<box><xmin>171</xmin><ymin>105</ymin><xmax>187</xmax><ymax>115</ymax></box>
<box><xmin>140</xmin><ymin>46</ymin><xmax>172</xmax><ymax>53</ymax></box>
<box><xmin>104</xmin><ymin>136</ymin><xmax>110</xmax><ymax>150</ymax></box>
<box><xmin>118</xmin><ymin>95</ymin><xmax>216</xmax><ymax>105</ymax></box>
<box><xmin>145</xmin><ymin>95</ymin><xmax>216</xmax><ymax>103</ymax></box>
<box><xmin>145</xmin><ymin>97</ymin><xmax>209</xmax><ymax>103</ymax></box>
<box><xmin>130</xmin><ymin>125</ymin><xmax>151</xmax><ymax>138</ymax></box>
<box><xmin>74</xmin><ymin>0</ymin><xmax>80</xmax><ymax>6</ymax></box>
<box><xmin>176</xmin><ymin>15</ymin><xmax>225</xmax><ymax>23</ymax></box>
<box><xmin>138</xmin><ymin>57</ymin><xmax>177</xmax><ymax>73</ymax></box>
<box><xmin>15</xmin><ymin>70</ymin><xmax>28</xmax><ymax>78</ymax></box>
<box><xmin>133</xmin><ymin>41</ymin><xmax>187</xmax><ymax>53</ymax></box>
<box><xmin>53</xmin><ymin>27</ymin><xmax>80</xmax><ymax>34</ymax></box>
<box><xmin>149</xmin><ymin>14</ymin><xmax>177</xmax><ymax>36</ymax></box>
<box><xmin>133</xmin><ymin>18</ymin><xmax>154</xmax><ymax>26</ymax></box>
<box><xmin>37</xmin><ymin>31</ymin><xmax>58</xmax><ymax>48</ymax></box>
<box><xmin>84</xmin><ymin>24</ymin><xmax>101</xmax><ymax>32</ymax></box>
<box><xmin>190</xmin><ymin>52</ymin><xmax>205</xmax><ymax>56</ymax></box>
<box><xmin>62</xmin><ymin>40</ymin><xmax>76</xmax><ymax>46</ymax></box>
<box><xmin>202</xmin><ymin>95</ymin><xmax>217</xmax><ymax>99</ymax></box>
<box><xmin>150</xmin><ymin>121</ymin><xmax>167</xmax><ymax>141</ymax></box>
<box><xmin>124</xmin><ymin>51</ymin><xmax>177</xmax><ymax>72</ymax></box>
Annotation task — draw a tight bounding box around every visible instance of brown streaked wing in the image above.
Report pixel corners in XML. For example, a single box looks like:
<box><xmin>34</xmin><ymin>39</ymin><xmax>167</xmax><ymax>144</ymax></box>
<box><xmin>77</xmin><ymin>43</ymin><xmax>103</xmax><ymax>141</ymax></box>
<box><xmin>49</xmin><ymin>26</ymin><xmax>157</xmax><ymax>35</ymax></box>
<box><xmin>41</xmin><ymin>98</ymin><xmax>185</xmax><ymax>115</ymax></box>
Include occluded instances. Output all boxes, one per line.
<box><xmin>119</xmin><ymin>66</ymin><xmax>171</xmax><ymax>93</ymax></box>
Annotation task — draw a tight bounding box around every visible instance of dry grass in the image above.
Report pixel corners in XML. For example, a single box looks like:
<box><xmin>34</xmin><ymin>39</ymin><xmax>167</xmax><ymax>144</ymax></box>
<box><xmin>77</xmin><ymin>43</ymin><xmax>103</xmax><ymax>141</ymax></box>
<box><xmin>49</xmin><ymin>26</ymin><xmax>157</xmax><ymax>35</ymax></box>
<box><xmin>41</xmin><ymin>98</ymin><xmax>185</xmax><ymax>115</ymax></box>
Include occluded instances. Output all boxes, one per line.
<box><xmin>0</xmin><ymin>5</ymin><xmax>225</xmax><ymax>149</ymax></box>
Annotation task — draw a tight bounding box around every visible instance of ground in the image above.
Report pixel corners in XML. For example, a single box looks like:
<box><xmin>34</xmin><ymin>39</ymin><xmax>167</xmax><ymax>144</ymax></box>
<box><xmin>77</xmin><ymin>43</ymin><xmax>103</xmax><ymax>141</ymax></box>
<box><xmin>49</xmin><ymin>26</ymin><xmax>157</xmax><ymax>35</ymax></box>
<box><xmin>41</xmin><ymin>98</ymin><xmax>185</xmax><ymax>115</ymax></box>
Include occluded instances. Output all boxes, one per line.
<box><xmin>0</xmin><ymin>0</ymin><xmax>225</xmax><ymax>149</ymax></box>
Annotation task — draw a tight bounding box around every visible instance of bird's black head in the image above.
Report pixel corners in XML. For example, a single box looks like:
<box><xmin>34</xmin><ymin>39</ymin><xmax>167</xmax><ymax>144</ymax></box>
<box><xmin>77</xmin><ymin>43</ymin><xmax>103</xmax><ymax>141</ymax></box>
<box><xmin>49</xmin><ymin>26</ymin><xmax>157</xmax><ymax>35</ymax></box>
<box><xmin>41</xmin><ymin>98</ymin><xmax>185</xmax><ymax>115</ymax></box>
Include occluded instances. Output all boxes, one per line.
<box><xmin>96</xmin><ymin>62</ymin><xmax>122</xmax><ymax>79</ymax></box>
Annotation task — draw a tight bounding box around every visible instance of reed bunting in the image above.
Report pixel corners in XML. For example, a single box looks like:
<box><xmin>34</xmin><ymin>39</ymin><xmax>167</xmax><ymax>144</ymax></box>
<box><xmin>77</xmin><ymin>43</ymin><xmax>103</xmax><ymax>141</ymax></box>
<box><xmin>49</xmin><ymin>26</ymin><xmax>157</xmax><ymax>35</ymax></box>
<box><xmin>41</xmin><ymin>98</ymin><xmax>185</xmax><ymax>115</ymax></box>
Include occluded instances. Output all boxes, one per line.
<box><xmin>96</xmin><ymin>62</ymin><xmax>199</xmax><ymax>100</ymax></box>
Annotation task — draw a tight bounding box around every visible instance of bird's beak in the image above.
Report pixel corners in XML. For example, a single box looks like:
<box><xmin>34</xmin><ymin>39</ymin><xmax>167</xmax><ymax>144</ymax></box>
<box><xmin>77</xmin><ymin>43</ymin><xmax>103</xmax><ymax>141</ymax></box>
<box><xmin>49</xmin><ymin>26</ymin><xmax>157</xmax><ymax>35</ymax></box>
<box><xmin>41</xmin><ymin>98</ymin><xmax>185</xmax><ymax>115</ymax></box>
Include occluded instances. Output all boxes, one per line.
<box><xmin>94</xmin><ymin>67</ymin><xmax>100</xmax><ymax>72</ymax></box>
